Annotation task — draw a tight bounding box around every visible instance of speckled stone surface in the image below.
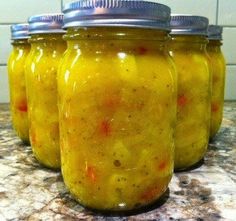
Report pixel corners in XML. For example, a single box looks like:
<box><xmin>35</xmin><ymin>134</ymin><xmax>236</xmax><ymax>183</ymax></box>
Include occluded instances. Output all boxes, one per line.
<box><xmin>0</xmin><ymin>102</ymin><xmax>235</xmax><ymax>221</ymax></box>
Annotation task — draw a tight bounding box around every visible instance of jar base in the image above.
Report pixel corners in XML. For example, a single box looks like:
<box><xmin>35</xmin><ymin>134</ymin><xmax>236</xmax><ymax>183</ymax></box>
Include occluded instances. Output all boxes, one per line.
<box><xmin>32</xmin><ymin>156</ymin><xmax>61</xmax><ymax>171</ymax></box>
<box><xmin>71</xmin><ymin>188</ymin><xmax>170</xmax><ymax>216</ymax></box>
<box><xmin>174</xmin><ymin>158</ymin><xmax>205</xmax><ymax>173</ymax></box>
<box><xmin>21</xmin><ymin>139</ymin><xmax>30</xmax><ymax>146</ymax></box>
<box><xmin>209</xmin><ymin>130</ymin><xmax>221</xmax><ymax>142</ymax></box>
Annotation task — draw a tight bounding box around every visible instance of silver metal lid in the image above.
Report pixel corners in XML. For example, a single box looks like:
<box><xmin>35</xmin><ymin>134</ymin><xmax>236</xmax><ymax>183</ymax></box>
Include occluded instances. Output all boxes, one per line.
<box><xmin>63</xmin><ymin>0</ymin><xmax>171</xmax><ymax>30</ymax></box>
<box><xmin>28</xmin><ymin>13</ymin><xmax>65</xmax><ymax>34</ymax></box>
<box><xmin>170</xmin><ymin>15</ymin><xmax>209</xmax><ymax>36</ymax></box>
<box><xmin>11</xmin><ymin>23</ymin><xmax>29</xmax><ymax>40</ymax></box>
<box><xmin>208</xmin><ymin>25</ymin><xmax>223</xmax><ymax>40</ymax></box>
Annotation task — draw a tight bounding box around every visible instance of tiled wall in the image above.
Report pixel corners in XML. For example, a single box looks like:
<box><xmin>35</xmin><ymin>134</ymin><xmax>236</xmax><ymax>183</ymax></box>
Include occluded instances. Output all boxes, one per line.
<box><xmin>0</xmin><ymin>0</ymin><xmax>235</xmax><ymax>103</ymax></box>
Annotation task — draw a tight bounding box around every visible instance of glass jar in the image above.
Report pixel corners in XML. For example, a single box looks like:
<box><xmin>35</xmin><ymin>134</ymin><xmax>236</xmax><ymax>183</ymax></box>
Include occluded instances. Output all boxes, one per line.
<box><xmin>8</xmin><ymin>24</ymin><xmax>30</xmax><ymax>144</ymax></box>
<box><xmin>25</xmin><ymin>14</ymin><xmax>66</xmax><ymax>169</ymax></box>
<box><xmin>207</xmin><ymin>25</ymin><xmax>226</xmax><ymax>139</ymax></box>
<box><xmin>169</xmin><ymin>16</ymin><xmax>211</xmax><ymax>170</ymax></box>
<box><xmin>59</xmin><ymin>0</ymin><xmax>176</xmax><ymax>211</ymax></box>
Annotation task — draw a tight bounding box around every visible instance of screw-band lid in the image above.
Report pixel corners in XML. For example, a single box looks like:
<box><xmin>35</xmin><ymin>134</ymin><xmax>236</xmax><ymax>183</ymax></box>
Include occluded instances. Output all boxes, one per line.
<box><xmin>63</xmin><ymin>0</ymin><xmax>171</xmax><ymax>30</ymax></box>
<box><xmin>208</xmin><ymin>25</ymin><xmax>223</xmax><ymax>40</ymax></box>
<box><xmin>28</xmin><ymin>13</ymin><xmax>65</xmax><ymax>34</ymax></box>
<box><xmin>11</xmin><ymin>23</ymin><xmax>29</xmax><ymax>40</ymax></box>
<box><xmin>170</xmin><ymin>15</ymin><xmax>209</xmax><ymax>36</ymax></box>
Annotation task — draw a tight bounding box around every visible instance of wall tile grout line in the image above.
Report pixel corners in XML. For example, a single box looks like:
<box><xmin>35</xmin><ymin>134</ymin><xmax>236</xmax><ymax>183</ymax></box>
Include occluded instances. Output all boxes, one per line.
<box><xmin>0</xmin><ymin>23</ymin><xmax>15</xmax><ymax>25</ymax></box>
<box><xmin>216</xmin><ymin>0</ymin><xmax>219</xmax><ymax>25</ymax></box>
<box><xmin>61</xmin><ymin>0</ymin><xmax>63</xmax><ymax>12</ymax></box>
<box><xmin>222</xmin><ymin>25</ymin><xmax>236</xmax><ymax>28</ymax></box>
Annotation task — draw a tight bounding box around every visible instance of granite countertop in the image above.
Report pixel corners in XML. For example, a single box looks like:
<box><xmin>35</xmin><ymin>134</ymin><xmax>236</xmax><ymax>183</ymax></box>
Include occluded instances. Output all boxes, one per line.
<box><xmin>0</xmin><ymin>102</ymin><xmax>235</xmax><ymax>221</ymax></box>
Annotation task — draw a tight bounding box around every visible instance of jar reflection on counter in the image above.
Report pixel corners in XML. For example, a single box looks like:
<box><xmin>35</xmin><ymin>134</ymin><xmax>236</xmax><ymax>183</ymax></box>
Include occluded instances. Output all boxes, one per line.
<box><xmin>25</xmin><ymin>14</ymin><xmax>66</xmax><ymax>169</ymax></box>
<box><xmin>8</xmin><ymin>24</ymin><xmax>30</xmax><ymax>144</ymax></box>
<box><xmin>169</xmin><ymin>15</ymin><xmax>211</xmax><ymax>170</ymax></box>
<box><xmin>58</xmin><ymin>1</ymin><xmax>176</xmax><ymax>211</ymax></box>
<box><xmin>207</xmin><ymin>25</ymin><xmax>226</xmax><ymax>139</ymax></box>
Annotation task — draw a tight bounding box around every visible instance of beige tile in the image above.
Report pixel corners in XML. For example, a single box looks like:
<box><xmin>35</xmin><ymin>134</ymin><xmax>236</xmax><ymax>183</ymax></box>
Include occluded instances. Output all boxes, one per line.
<box><xmin>222</xmin><ymin>27</ymin><xmax>236</xmax><ymax>65</ymax></box>
<box><xmin>148</xmin><ymin>0</ymin><xmax>217</xmax><ymax>24</ymax></box>
<box><xmin>218</xmin><ymin>0</ymin><xmax>236</xmax><ymax>26</ymax></box>
<box><xmin>0</xmin><ymin>25</ymin><xmax>12</xmax><ymax>65</ymax></box>
<box><xmin>0</xmin><ymin>0</ymin><xmax>61</xmax><ymax>23</ymax></box>
<box><xmin>0</xmin><ymin>66</ymin><xmax>10</xmax><ymax>103</ymax></box>
<box><xmin>225</xmin><ymin>65</ymin><xmax>236</xmax><ymax>100</ymax></box>
<box><xmin>62</xmin><ymin>0</ymin><xmax>74</xmax><ymax>9</ymax></box>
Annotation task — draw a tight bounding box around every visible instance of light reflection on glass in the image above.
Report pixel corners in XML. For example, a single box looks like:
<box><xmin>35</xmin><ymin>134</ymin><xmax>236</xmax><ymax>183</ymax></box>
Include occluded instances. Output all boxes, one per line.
<box><xmin>118</xmin><ymin>52</ymin><xmax>126</xmax><ymax>59</ymax></box>
<box><xmin>64</xmin><ymin>70</ymin><xmax>70</xmax><ymax>83</ymax></box>
<box><xmin>71</xmin><ymin>49</ymin><xmax>81</xmax><ymax>68</ymax></box>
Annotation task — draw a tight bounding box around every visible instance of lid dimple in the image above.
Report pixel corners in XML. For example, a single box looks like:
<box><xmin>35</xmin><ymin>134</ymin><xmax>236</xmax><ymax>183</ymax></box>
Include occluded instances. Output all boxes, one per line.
<box><xmin>28</xmin><ymin>13</ymin><xmax>65</xmax><ymax>34</ymax></box>
<box><xmin>63</xmin><ymin>0</ymin><xmax>171</xmax><ymax>30</ymax></box>
<box><xmin>11</xmin><ymin>23</ymin><xmax>29</xmax><ymax>40</ymax></box>
<box><xmin>208</xmin><ymin>25</ymin><xmax>223</xmax><ymax>40</ymax></box>
<box><xmin>170</xmin><ymin>15</ymin><xmax>209</xmax><ymax>36</ymax></box>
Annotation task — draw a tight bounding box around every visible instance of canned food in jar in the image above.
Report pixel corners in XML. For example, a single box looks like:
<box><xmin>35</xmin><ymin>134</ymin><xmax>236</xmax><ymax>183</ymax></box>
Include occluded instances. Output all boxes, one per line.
<box><xmin>25</xmin><ymin>14</ymin><xmax>66</xmax><ymax>169</ymax></box>
<box><xmin>207</xmin><ymin>25</ymin><xmax>226</xmax><ymax>139</ymax></box>
<box><xmin>58</xmin><ymin>0</ymin><xmax>177</xmax><ymax>211</ymax></box>
<box><xmin>8</xmin><ymin>23</ymin><xmax>30</xmax><ymax>144</ymax></box>
<box><xmin>169</xmin><ymin>15</ymin><xmax>211</xmax><ymax>170</ymax></box>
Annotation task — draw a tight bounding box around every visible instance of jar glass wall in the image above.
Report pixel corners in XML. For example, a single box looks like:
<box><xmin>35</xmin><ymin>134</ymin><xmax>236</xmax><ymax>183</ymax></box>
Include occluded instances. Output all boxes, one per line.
<box><xmin>169</xmin><ymin>15</ymin><xmax>211</xmax><ymax>170</ymax></box>
<box><xmin>8</xmin><ymin>35</ymin><xmax>30</xmax><ymax>144</ymax></box>
<box><xmin>25</xmin><ymin>14</ymin><xmax>66</xmax><ymax>169</ymax></box>
<box><xmin>58</xmin><ymin>27</ymin><xmax>177</xmax><ymax>211</ymax></box>
<box><xmin>169</xmin><ymin>35</ymin><xmax>211</xmax><ymax>170</ymax></box>
<box><xmin>25</xmin><ymin>33</ymin><xmax>66</xmax><ymax>169</ymax></box>
<box><xmin>207</xmin><ymin>40</ymin><xmax>226</xmax><ymax>139</ymax></box>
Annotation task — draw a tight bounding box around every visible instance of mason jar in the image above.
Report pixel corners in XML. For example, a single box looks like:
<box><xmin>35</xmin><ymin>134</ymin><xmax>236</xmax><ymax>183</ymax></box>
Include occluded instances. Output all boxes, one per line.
<box><xmin>169</xmin><ymin>15</ymin><xmax>211</xmax><ymax>170</ymax></box>
<box><xmin>58</xmin><ymin>0</ymin><xmax>177</xmax><ymax>211</ymax></box>
<box><xmin>25</xmin><ymin>14</ymin><xmax>66</xmax><ymax>169</ymax></box>
<box><xmin>207</xmin><ymin>25</ymin><xmax>226</xmax><ymax>139</ymax></box>
<box><xmin>8</xmin><ymin>24</ymin><xmax>30</xmax><ymax>144</ymax></box>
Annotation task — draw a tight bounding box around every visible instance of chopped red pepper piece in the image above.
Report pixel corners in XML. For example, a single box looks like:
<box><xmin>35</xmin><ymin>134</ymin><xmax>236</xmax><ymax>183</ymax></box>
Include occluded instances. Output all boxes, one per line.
<box><xmin>140</xmin><ymin>186</ymin><xmax>158</xmax><ymax>201</ymax></box>
<box><xmin>18</xmin><ymin>100</ymin><xmax>27</xmax><ymax>112</ymax></box>
<box><xmin>50</xmin><ymin>122</ymin><xmax>59</xmax><ymax>140</ymax></box>
<box><xmin>137</xmin><ymin>46</ymin><xmax>148</xmax><ymax>55</ymax></box>
<box><xmin>86</xmin><ymin>166</ymin><xmax>97</xmax><ymax>182</ymax></box>
<box><xmin>30</xmin><ymin>129</ymin><xmax>36</xmax><ymax>145</ymax></box>
<box><xmin>177</xmin><ymin>95</ymin><xmax>187</xmax><ymax>107</ymax></box>
<box><xmin>136</xmin><ymin>101</ymin><xmax>145</xmax><ymax>110</ymax></box>
<box><xmin>99</xmin><ymin>120</ymin><xmax>111</xmax><ymax>136</ymax></box>
<box><xmin>158</xmin><ymin>160</ymin><xmax>167</xmax><ymax>170</ymax></box>
<box><xmin>213</xmin><ymin>76</ymin><xmax>219</xmax><ymax>83</ymax></box>
<box><xmin>103</xmin><ymin>94</ymin><xmax>120</xmax><ymax>110</ymax></box>
<box><xmin>211</xmin><ymin>103</ymin><xmax>219</xmax><ymax>113</ymax></box>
